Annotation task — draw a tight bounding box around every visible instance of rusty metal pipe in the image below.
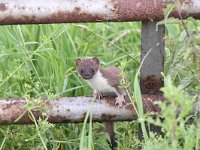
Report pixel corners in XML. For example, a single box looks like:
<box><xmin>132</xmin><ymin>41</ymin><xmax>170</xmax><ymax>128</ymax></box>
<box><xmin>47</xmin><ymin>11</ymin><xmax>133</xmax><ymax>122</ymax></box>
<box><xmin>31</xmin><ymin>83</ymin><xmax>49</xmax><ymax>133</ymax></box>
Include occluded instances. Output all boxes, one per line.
<box><xmin>0</xmin><ymin>95</ymin><xmax>165</xmax><ymax>125</ymax></box>
<box><xmin>0</xmin><ymin>0</ymin><xmax>200</xmax><ymax>25</ymax></box>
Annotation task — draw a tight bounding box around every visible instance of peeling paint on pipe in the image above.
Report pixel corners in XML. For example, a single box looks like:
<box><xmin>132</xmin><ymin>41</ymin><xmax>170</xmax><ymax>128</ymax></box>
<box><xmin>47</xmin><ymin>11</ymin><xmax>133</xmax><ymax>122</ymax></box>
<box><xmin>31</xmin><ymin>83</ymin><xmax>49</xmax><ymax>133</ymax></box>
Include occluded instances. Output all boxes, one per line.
<box><xmin>0</xmin><ymin>95</ymin><xmax>165</xmax><ymax>124</ymax></box>
<box><xmin>0</xmin><ymin>0</ymin><xmax>199</xmax><ymax>25</ymax></box>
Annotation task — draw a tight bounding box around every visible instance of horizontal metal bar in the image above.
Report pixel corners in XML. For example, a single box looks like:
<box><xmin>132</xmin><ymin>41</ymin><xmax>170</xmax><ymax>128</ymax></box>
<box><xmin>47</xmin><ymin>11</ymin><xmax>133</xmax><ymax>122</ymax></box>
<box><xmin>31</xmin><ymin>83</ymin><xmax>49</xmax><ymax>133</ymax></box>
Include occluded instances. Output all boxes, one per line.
<box><xmin>0</xmin><ymin>94</ymin><xmax>165</xmax><ymax>125</ymax></box>
<box><xmin>0</xmin><ymin>0</ymin><xmax>199</xmax><ymax>25</ymax></box>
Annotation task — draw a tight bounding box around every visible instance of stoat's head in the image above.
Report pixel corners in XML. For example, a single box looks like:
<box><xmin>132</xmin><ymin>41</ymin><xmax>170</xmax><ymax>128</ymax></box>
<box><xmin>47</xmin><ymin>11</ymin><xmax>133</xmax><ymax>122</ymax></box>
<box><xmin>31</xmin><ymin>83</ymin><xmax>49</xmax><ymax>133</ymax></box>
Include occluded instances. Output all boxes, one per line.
<box><xmin>76</xmin><ymin>57</ymin><xmax>100</xmax><ymax>80</ymax></box>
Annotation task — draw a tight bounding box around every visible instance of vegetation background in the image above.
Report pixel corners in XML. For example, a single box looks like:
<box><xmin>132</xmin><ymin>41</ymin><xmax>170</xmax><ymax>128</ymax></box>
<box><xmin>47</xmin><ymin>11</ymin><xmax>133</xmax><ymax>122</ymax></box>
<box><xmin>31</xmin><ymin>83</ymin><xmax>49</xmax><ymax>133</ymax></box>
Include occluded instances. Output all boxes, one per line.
<box><xmin>0</xmin><ymin>11</ymin><xmax>200</xmax><ymax>150</ymax></box>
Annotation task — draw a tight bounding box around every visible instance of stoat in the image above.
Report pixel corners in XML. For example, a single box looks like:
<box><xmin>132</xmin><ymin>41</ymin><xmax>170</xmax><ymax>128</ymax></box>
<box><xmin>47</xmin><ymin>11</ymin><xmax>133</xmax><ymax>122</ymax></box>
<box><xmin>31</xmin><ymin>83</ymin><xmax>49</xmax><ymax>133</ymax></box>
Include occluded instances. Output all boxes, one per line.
<box><xmin>76</xmin><ymin>57</ymin><xmax>129</xmax><ymax>150</ymax></box>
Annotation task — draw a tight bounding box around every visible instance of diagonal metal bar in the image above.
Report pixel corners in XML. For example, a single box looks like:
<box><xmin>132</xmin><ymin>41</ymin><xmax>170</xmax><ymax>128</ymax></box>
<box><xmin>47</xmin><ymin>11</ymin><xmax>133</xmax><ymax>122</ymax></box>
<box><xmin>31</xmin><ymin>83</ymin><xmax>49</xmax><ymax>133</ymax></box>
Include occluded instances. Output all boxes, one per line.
<box><xmin>0</xmin><ymin>0</ymin><xmax>200</xmax><ymax>25</ymax></box>
<box><xmin>0</xmin><ymin>95</ymin><xmax>165</xmax><ymax>125</ymax></box>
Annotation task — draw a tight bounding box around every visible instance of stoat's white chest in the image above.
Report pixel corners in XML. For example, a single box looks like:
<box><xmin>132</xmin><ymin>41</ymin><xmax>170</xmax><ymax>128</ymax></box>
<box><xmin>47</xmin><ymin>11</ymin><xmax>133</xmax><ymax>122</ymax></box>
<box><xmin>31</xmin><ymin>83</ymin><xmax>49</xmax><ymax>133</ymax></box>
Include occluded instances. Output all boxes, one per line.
<box><xmin>87</xmin><ymin>70</ymin><xmax>116</xmax><ymax>93</ymax></box>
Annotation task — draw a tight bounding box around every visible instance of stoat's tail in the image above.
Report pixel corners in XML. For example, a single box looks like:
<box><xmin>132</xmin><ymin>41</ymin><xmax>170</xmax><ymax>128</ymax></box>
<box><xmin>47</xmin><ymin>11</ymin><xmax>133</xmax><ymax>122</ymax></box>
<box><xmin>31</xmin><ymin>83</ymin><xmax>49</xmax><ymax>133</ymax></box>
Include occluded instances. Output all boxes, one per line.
<box><xmin>105</xmin><ymin>122</ymin><xmax>117</xmax><ymax>150</ymax></box>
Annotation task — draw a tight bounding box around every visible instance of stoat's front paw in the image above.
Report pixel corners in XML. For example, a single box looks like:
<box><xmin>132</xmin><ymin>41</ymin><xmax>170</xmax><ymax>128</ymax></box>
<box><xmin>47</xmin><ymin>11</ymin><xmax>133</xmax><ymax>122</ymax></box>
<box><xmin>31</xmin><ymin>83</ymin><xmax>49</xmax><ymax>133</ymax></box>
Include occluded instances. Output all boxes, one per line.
<box><xmin>93</xmin><ymin>90</ymin><xmax>103</xmax><ymax>99</ymax></box>
<box><xmin>115</xmin><ymin>95</ymin><xmax>126</xmax><ymax>107</ymax></box>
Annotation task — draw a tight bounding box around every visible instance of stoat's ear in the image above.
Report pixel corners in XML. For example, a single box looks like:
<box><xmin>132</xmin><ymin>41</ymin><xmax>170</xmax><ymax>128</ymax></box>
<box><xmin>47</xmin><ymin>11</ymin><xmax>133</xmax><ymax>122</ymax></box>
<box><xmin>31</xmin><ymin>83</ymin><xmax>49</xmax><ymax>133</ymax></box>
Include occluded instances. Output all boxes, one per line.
<box><xmin>76</xmin><ymin>58</ymin><xmax>81</xmax><ymax>66</ymax></box>
<box><xmin>92</xmin><ymin>57</ymin><xmax>99</xmax><ymax>65</ymax></box>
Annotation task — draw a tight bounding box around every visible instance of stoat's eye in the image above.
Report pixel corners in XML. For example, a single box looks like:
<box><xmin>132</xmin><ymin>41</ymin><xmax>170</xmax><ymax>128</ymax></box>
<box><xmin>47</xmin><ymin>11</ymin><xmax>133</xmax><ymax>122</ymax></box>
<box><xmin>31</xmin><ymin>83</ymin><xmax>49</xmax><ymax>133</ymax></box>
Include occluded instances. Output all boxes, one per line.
<box><xmin>90</xmin><ymin>68</ymin><xmax>95</xmax><ymax>73</ymax></box>
<box><xmin>80</xmin><ymin>69</ymin><xmax>84</xmax><ymax>74</ymax></box>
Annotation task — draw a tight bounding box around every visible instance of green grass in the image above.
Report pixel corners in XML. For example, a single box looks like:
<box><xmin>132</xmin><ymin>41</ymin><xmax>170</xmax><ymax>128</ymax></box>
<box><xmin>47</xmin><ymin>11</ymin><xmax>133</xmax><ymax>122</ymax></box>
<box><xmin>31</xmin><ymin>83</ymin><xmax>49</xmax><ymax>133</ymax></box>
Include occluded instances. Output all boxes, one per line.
<box><xmin>0</xmin><ymin>19</ymin><xmax>200</xmax><ymax>149</ymax></box>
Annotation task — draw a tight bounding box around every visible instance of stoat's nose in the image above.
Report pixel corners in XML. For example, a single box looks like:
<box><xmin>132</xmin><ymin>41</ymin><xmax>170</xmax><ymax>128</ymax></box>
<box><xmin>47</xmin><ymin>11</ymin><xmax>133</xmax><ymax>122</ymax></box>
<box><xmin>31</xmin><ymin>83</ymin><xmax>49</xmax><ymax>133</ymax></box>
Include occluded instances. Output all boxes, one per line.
<box><xmin>83</xmin><ymin>74</ymin><xmax>92</xmax><ymax>80</ymax></box>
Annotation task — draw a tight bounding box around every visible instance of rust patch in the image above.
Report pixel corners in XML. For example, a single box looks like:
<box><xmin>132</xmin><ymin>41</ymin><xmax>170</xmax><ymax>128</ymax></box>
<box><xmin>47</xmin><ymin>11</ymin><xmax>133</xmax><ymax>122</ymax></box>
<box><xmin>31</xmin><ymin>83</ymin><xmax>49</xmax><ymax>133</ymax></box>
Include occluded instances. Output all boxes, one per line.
<box><xmin>105</xmin><ymin>96</ymin><xmax>116</xmax><ymax>107</ymax></box>
<box><xmin>125</xmin><ymin>102</ymin><xmax>135</xmax><ymax>112</ymax></box>
<box><xmin>48</xmin><ymin>115</ymin><xmax>71</xmax><ymax>123</ymax></box>
<box><xmin>14</xmin><ymin>110</ymin><xmax>42</xmax><ymax>124</ymax></box>
<box><xmin>117</xmin><ymin>0</ymin><xmax>167</xmax><ymax>21</ymax></box>
<box><xmin>0</xmin><ymin>3</ymin><xmax>6</xmax><ymax>11</ymax></box>
<box><xmin>51</xmin><ymin>10</ymin><xmax>104</xmax><ymax>23</ymax></box>
<box><xmin>124</xmin><ymin>94</ymin><xmax>165</xmax><ymax>114</ymax></box>
<box><xmin>75</xmin><ymin>7</ymin><xmax>81</xmax><ymax>13</ymax></box>
<box><xmin>140</xmin><ymin>75</ymin><xmax>164</xmax><ymax>94</ymax></box>
<box><xmin>101</xmin><ymin>113</ymin><xmax>116</xmax><ymax>121</ymax></box>
<box><xmin>142</xmin><ymin>94</ymin><xmax>165</xmax><ymax>112</ymax></box>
